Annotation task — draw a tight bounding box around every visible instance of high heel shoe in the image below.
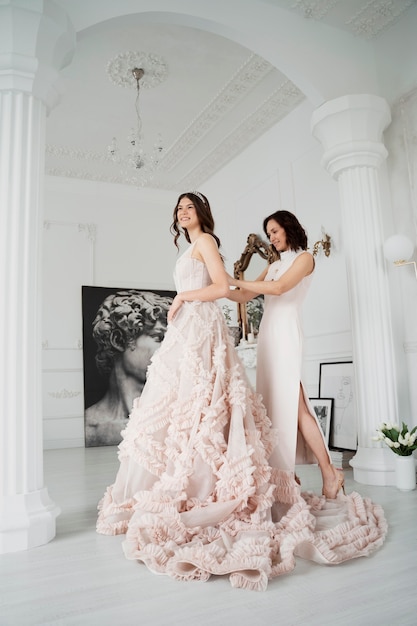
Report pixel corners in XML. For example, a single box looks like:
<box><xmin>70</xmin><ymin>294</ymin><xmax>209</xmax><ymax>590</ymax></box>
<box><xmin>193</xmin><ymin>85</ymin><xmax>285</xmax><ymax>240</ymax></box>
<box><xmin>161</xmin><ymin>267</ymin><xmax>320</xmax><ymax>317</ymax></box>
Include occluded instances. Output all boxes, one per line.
<box><xmin>322</xmin><ymin>467</ymin><xmax>345</xmax><ymax>499</ymax></box>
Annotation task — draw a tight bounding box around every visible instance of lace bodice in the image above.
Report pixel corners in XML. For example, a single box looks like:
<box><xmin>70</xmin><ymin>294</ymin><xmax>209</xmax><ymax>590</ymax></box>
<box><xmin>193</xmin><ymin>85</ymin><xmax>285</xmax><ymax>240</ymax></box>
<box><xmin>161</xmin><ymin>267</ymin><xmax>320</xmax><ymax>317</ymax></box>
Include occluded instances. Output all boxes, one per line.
<box><xmin>173</xmin><ymin>240</ymin><xmax>212</xmax><ymax>292</ymax></box>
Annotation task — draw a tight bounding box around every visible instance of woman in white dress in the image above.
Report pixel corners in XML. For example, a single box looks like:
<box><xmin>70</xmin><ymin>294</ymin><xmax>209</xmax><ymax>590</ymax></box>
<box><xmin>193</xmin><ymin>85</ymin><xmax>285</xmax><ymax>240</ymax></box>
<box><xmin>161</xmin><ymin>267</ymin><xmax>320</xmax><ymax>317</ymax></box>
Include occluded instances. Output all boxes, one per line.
<box><xmin>228</xmin><ymin>210</ymin><xmax>344</xmax><ymax>498</ymax></box>
<box><xmin>97</xmin><ymin>198</ymin><xmax>386</xmax><ymax>591</ymax></box>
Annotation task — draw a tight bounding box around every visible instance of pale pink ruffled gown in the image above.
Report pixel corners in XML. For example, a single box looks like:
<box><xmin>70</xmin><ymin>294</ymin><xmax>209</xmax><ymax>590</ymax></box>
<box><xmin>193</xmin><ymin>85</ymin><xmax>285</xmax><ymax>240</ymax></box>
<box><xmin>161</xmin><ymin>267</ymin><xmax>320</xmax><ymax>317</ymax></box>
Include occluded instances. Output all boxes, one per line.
<box><xmin>96</xmin><ymin>241</ymin><xmax>387</xmax><ymax>591</ymax></box>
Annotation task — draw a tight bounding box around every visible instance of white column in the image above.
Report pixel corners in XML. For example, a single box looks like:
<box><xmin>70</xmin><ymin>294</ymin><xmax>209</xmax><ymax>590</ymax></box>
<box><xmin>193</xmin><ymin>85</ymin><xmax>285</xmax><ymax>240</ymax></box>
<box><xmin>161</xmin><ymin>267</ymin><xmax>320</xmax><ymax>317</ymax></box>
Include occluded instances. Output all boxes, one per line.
<box><xmin>311</xmin><ymin>94</ymin><xmax>397</xmax><ymax>486</ymax></box>
<box><xmin>0</xmin><ymin>1</ymin><xmax>75</xmax><ymax>553</ymax></box>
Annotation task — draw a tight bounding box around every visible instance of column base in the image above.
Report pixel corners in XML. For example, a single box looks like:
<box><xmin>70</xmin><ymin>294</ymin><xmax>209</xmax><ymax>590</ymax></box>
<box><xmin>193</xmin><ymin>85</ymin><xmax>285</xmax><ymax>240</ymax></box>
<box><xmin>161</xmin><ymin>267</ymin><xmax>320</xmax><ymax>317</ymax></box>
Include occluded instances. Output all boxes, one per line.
<box><xmin>349</xmin><ymin>446</ymin><xmax>396</xmax><ymax>486</ymax></box>
<box><xmin>0</xmin><ymin>487</ymin><xmax>61</xmax><ymax>554</ymax></box>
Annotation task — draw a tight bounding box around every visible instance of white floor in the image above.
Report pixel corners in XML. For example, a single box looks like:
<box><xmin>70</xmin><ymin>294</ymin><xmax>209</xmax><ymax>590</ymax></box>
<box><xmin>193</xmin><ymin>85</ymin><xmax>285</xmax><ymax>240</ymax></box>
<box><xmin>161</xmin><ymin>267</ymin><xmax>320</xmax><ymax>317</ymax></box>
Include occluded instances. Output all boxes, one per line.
<box><xmin>1</xmin><ymin>446</ymin><xmax>416</xmax><ymax>626</ymax></box>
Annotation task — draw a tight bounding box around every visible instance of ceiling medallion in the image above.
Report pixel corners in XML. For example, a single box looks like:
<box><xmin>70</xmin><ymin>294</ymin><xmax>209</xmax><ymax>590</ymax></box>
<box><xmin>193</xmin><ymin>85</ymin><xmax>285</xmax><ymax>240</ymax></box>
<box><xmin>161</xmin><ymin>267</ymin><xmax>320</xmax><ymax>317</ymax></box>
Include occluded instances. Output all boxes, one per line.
<box><xmin>106</xmin><ymin>51</ymin><xmax>168</xmax><ymax>186</ymax></box>
<box><xmin>106</xmin><ymin>51</ymin><xmax>168</xmax><ymax>89</ymax></box>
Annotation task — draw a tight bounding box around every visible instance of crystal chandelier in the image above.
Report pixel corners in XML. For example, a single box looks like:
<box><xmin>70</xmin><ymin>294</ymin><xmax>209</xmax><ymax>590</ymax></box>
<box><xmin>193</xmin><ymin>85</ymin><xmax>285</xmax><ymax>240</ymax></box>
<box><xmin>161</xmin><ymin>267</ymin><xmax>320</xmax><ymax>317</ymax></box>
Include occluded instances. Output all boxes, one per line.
<box><xmin>106</xmin><ymin>51</ymin><xmax>168</xmax><ymax>186</ymax></box>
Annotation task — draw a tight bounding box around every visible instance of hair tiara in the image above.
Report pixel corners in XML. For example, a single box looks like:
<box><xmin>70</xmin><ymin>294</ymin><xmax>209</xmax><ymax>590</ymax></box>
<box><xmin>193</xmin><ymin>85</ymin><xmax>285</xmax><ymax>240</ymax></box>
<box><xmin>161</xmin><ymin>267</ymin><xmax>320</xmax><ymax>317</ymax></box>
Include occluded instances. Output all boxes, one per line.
<box><xmin>191</xmin><ymin>190</ymin><xmax>205</xmax><ymax>203</ymax></box>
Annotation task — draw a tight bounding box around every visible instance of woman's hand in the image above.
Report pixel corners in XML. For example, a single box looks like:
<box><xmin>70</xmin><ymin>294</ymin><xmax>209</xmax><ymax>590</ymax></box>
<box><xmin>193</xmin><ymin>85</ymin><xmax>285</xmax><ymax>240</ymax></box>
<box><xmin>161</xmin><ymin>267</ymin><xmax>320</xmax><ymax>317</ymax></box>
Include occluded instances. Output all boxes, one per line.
<box><xmin>227</xmin><ymin>273</ymin><xmax>238</xmax><ymax>287</ymax></box>
<box><xmin>168</xmin><ymin>294</ymin><xmax>184</xmax><ymax>322</ymax></box>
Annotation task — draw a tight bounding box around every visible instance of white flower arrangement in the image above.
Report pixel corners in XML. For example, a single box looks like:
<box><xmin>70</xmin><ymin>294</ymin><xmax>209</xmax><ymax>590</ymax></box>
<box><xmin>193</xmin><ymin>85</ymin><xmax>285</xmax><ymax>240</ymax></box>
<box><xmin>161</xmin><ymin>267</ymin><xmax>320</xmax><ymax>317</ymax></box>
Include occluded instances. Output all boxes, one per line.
<box><xmin>373</xmin><ymin>421</ymin><xmax>417</xmax><ymax>456</ymax></box>
<box><xmin>222</xmin><ymin>304</ymin><xmax>232</xmax><ymax>325</ymax></box>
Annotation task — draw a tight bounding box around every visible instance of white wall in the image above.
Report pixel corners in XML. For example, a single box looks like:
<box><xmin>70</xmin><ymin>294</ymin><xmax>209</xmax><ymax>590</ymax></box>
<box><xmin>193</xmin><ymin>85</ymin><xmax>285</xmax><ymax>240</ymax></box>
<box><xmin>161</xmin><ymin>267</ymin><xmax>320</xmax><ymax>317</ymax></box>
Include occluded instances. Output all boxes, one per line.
<box><xmin>42</xmin><ymin>178</ymin><xmax>177</xmax><ymax>448</ymax></box>
<box><xmin>42</xmin><ymin>101</ymin><xmax>351</xmax><ymax>448</ymax></box>
<box><xmin>205</xmin><ymin>86</ymin><xmax>417</xmax><ymax>431</ymax></box>
<box><xmin>373</xmin><ymin>2</ymin><xmax>417</xmax><ymax>103</ymax></box>
<box><xmin>203</xmin><ymin>99</ymin><xmax>352</xmax><ymax>400</ymax></box>
<box><xmin>383</xmin><ymin>89</ymin><xmax>417</xmax><ymax>427</ymax></box>
<box><xmin>42</xmin><ymin>0</ymin><xmax>417</xmax><ymax>447</ymax></box>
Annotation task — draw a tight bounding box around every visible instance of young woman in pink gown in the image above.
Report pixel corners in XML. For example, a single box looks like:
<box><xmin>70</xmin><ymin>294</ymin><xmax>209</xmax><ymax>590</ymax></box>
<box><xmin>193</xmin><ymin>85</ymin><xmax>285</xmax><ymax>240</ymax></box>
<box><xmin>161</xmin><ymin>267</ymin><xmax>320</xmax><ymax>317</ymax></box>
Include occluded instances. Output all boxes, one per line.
<box><xmin>96</xmin><ymin>197</ymin><xmax>387</xmax><ymax>591</ymax></box>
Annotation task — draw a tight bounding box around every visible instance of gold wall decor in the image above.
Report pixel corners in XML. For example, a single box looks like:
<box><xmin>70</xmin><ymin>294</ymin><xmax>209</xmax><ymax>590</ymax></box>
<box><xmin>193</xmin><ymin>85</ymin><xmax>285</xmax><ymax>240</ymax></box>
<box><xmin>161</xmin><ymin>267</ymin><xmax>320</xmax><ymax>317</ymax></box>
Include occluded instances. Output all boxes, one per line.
<box><xmin>312</xmin><ymin>233</ymin><xmax>331</xmax><ymax>257</ymax></box>
<box><xmin>233</xmin><ymin>234</ymin><xmax>276</xmax><ymax>339</ymax></box>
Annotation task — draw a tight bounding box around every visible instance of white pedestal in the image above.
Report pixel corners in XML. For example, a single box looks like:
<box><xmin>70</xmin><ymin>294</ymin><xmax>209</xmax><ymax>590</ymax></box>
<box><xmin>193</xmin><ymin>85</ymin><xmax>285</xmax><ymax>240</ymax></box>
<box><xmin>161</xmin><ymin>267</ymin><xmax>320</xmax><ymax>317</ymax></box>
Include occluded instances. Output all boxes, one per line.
<box><xmin>236</xmin><ymin>342</ymin><xmax>257</xmax><ymax>387</ymax></box>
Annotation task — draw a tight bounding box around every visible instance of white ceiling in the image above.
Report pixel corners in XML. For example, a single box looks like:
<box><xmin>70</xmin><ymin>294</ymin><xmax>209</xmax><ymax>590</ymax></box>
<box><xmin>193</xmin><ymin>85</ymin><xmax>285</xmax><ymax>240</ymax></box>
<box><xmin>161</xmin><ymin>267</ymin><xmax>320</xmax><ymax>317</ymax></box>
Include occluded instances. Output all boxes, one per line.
<box><xmin>46</xmin><ymin>0</ymin><xmax>416</xmax><ymax>190</ymax></box>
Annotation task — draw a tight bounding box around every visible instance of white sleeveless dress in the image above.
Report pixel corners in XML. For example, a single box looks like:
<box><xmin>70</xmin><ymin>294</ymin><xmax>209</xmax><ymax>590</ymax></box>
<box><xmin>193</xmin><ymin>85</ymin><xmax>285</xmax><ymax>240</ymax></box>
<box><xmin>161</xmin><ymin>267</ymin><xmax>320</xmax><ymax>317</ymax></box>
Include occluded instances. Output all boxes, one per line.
<box><xmin>96</xmin><ymin>241</ymin><xmax>387</xmax><ymax>591</ymax></box>
<box><xmin>256</xmin><ymin>249</ymin><xmax>328</xmax><ymax>469</ymax></box>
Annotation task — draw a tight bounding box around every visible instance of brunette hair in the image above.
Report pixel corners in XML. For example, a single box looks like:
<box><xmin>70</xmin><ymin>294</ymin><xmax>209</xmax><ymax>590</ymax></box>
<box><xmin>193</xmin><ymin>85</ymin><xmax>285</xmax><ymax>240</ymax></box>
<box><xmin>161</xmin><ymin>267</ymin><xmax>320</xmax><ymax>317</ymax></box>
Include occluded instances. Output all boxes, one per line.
<box><xmin>170</xmin><ymin>192</ymin><xmax>222</xmax><ymax>250</ymax></box>
<box><xmin>263</xmin><ymin>210</ymin><xmax>308</xmax><ymax>252</ymax></box>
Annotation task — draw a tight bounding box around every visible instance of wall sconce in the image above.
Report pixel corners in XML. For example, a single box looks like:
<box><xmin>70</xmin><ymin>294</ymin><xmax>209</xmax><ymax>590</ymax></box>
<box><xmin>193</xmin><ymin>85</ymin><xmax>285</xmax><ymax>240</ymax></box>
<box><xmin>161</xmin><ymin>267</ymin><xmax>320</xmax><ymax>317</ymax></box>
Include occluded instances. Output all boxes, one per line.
<box><xmin>312</xmin><ymin>231</ymin><xmax>331</xmax><ymax>257</ymax></box>
<box><xmin>383</xmin><ymin>234</ymin><xmax>416</xmax><ymax>279</ymax></box>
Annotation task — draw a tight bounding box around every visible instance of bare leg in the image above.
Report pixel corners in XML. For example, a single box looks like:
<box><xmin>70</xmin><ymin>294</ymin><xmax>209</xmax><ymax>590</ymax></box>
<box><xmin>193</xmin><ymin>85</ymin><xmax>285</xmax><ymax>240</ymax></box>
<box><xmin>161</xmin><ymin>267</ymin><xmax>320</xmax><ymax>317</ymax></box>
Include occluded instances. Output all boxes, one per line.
<box><xmin>297</xmin><ymin>386</ymin><xmax>344</xmax><ymax>498</ymax></box>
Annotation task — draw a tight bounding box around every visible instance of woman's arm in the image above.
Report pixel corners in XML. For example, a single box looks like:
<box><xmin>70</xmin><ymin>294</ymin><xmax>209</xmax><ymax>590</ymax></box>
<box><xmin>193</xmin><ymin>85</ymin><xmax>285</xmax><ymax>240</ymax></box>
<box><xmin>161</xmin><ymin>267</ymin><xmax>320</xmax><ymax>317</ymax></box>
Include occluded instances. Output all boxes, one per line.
<box><xmin>227</xmin><ymin>267</ymin><xmax>268</xmax><ymax>303</ymax></box>
<box><xmin>233</xmin><ymin>252</ymin><xmax>314</xmax><ymax>297</ymax></box>
<box><xmin>168</xmin><ymin>234</ymin><xmax>229</xmax><ymax>321</ymax></box>
<box><xmin>227</xmin><ymin>288</ymin><xmax>253</xmax><ymax>304</ymax></box>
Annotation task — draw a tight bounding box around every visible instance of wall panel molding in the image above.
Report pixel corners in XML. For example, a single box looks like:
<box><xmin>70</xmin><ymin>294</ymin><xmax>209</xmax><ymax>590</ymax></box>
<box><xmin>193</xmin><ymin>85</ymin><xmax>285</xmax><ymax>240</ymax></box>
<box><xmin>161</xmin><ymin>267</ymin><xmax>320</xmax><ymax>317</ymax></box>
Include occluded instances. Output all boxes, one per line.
<box><xmin>42</xmin><ymin>220</ymin><xmax>96</xmax><ymax>350</ymax></box>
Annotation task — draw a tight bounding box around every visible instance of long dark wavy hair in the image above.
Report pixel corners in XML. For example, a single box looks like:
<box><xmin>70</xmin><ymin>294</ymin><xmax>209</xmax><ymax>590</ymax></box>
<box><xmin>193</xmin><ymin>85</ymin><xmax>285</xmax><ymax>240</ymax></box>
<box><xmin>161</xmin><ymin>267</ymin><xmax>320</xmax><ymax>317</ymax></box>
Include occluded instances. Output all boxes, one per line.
<box><xmin>263</xmin><ymin>210</ymin><xmax>308</xmax><ymax>252</ymax></box>
<box><xmin>170</xmin><ymin>192</ymin><xmax>222</xmax><ymax>250</ymax></box>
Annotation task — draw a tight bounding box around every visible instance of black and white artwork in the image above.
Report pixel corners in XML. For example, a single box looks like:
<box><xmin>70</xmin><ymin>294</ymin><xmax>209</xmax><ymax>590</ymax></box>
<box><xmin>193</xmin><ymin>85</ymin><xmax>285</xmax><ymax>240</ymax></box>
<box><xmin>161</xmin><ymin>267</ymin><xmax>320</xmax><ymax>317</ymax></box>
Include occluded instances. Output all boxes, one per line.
<box><xmin>309</xmin><ymin>398</ymin><xmax>333</xmax><ymax>446</ymax></box>
<box><xmin>319</xmin><ymin>361</ymin><xmax>357</xmax><ymax>450</ymax></box>
<box><xmin>82</xmin><ymin>286</ymin><xmax>175</xmax><ymax>447</ymax></box>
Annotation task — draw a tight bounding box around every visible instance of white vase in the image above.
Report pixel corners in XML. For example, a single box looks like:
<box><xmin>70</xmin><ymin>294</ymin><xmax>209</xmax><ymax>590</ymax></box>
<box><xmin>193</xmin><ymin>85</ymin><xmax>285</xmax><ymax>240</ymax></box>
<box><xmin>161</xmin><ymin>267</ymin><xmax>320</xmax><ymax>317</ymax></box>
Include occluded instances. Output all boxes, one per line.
<box><xmin>395</xmin><ymin>455</ymin><xmax>416</xmax><ymax>491</ymax></box>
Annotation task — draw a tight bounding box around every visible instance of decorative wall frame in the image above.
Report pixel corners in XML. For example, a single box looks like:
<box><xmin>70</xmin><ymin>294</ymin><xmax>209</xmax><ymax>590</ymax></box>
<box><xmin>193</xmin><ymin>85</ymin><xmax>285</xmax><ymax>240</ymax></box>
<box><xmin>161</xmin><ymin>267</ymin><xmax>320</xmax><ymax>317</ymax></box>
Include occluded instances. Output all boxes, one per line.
<box><xmin>233</xmin><ymin>233</ymin><xmax>276</xmax><ymax>339</ymax></box>
<box><xmin>309</xmin><ymin>397</ymin><xmax>333</xmax><ymax>446</ymax></box>
<box><xmin>43</xmin><ymin>220</ymin><xmax>96</xmax><ymax>349</ymax></box>
<box><xmin>319</xmin><ymin>361</ymin><xmax>357</xmax><ymax>450</ymax></box>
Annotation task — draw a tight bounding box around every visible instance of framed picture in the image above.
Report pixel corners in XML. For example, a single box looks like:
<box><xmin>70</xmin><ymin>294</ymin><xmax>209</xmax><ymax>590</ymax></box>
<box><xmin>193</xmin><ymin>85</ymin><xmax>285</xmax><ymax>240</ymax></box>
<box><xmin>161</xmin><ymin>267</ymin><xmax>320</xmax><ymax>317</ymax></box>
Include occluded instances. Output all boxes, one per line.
<box><xmin>82</xmin><ymin>286</ymin><xmax>175</xmax><ymax>447</ymax></box>
<box><xmin>246</xmin><ymin>294</ymin><xmax>264</xmax><ymax>334</ymax></box>
<box><xmin>319</xmin><ymin>361</ymin><xmax>357</xmax><ymax>450</ymax></box>
<box><xmin>309</xmin><ymin>398</ymin><xmax>333</xmax><ymax>446</ymax></box>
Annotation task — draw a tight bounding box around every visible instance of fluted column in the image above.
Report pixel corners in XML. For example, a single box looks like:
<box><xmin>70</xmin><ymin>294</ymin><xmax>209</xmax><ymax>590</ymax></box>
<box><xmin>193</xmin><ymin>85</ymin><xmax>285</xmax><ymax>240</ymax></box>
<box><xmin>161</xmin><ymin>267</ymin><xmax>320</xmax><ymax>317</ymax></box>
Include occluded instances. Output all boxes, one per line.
<box><xmin>0</xmin><ymin>1</ymin><xmax>75</xmax><ymax>553</ymax></box>
<box><xmin>312</xmin><ymin>94</ymin><xmax>397</xmax><ymax>485</ymax></box>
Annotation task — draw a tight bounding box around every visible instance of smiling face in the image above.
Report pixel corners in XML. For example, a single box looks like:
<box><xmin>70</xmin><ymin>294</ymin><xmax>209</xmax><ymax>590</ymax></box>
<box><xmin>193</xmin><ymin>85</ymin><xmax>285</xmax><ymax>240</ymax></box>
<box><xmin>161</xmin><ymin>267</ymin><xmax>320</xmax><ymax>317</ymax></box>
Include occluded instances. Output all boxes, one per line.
<box><xmin>176</xmin><ymin>196</ymin><xmax>200</xmax><ymax>231</ymax></box>
<box><xmin>266</xmin><ymin>219</ymin><xmax>288</xmax><ymax>253</ymax></box>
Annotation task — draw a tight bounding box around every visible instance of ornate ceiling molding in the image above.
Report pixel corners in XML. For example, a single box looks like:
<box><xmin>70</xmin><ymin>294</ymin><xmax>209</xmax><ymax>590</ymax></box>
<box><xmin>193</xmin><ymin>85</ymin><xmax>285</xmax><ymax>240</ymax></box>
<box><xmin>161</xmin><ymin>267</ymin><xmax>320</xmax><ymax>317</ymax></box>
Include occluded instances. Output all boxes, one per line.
<box><xmin>44</xmin><ymin>165</ymin><xmax>173</xmax><ymax>189</ymax></box>
<box><xmin>46</xmin><ymin>166</ymin><xmax>132</xmax><ymax>185</ymax></box>
<box><xmin>46</xmin><ymin>78</ymin><xmax>304</xmax><ymax>189</ymax></box>
<box><xmin>288</xmin><ymin>0</ymin><xmax>415</xmax><ymax>38</ymax></box>
<box><xmin>46</xmin><ymin>144</ymin><xmax>111</xmax><ymax>162</ymax></box>
<box><xmin>106</xmin><ymin>51</ymin><xmax>168</xmax><ymax>89</ymax></box>
<box><xmin>291</xmin><ymin>0</ymin><xmax>340</xmax><ymax>20</ymax></box>
<box><xmin>345</xmin><ymin>0</ymin><xmax>415</xmax><ymax>38</ymax></box>
<box><xmin>45</xmin><ymin>53</ymin><xmax>302</xmax><ymax>190</ymax></box>
<box><xmin>160</xmin><ymin>53</ymin><xmax>276</xmax><ymax>172</ymax></box>
<box><xmin>178</xmin><ymin>80</ymin><xmax>305</xmax><ymax>189</ymax></box>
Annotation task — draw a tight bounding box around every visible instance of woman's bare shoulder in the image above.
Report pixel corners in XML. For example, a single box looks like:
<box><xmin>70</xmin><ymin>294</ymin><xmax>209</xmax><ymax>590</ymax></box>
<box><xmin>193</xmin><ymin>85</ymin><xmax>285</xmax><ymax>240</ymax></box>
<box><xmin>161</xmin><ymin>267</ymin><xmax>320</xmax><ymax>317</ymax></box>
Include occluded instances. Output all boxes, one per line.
<box><xmin>295</xmin><ymin>250</ymin><xmax>315</xmax><ymax>274</ymax></box>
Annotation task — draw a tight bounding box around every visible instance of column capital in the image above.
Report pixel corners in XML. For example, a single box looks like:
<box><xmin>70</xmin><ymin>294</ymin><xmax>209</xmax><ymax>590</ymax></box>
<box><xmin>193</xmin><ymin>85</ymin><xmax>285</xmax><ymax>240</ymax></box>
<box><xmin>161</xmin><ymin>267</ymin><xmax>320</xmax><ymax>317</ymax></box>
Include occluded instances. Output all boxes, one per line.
<box><xmin>0</xmin><ymin>0</ymin><xmax>75</xmax><ymax>110</ymax></box>
<box><xmin>311</xmin><ymin>94</ymin><xmax>391</xmax><ymax>178</ymax></box>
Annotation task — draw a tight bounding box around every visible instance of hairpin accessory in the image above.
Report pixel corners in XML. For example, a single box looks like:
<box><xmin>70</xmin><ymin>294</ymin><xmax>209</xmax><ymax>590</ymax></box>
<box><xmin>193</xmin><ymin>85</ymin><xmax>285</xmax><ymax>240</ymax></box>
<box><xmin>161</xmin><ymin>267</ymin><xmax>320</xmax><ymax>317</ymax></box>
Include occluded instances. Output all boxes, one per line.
<box><xmin>191</xmin><ymin>190</ymin><xmax>205</xmax><ymax>203</ymax></box>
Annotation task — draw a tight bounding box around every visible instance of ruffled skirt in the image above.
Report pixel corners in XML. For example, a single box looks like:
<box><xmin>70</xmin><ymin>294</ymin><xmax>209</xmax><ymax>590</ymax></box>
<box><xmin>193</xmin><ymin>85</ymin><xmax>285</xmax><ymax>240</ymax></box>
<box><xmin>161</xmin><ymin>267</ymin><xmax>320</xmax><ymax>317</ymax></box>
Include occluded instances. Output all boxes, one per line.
<box><xmin>97</xmin><ymin>301</ymin><xmax>387</xmax><ymax>591</ymax></box>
